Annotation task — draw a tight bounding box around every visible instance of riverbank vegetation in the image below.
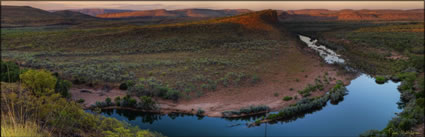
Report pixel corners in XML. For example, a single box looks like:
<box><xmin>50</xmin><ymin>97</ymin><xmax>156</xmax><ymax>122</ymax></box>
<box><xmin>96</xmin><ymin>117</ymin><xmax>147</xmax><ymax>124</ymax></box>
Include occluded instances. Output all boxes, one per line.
<box><xmin>222</xmin><ymin>105</ymin><xmax>270</xmax><ymax>117</ymax></box>
<box><xmin>1</xmin><ymin>67</ymin><xmax>163</xmax><ymax>137</ymax></box>
<box><xmin>251</xmin><ymin>80</ymin><xmax>347</xmax><ymax>125</ymax></box>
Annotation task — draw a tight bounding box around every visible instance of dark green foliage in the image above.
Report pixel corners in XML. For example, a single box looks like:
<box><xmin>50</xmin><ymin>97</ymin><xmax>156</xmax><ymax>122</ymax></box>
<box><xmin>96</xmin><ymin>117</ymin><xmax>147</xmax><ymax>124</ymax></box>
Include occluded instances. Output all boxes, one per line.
<box><xmin>119</xmin><ymin>80</ymin><xmax>135</xmax><ymax>90</ymax></box>
<box><xmin>329</xmin><ymin>80</ymin><xmax>348</xmax><ymax>104</ymax></box>
<box><xmin>165</xmin><ymin>89</ymin><xmax>181</xmax><ymax>101</ymax></box>
<box><xmin>114</xmin><ymin>96</ymin><xmax>121</xmax><ymax>106</ymax></box>
<box><xmin>127</xmin><ymin>77</ymin><xmax>181</xmax><ymax>101</ymax></box>
<box><xmin>54</xmin><ymin>78</ymin><xmax>72</xmax><ymax>98</ymax></box>
<box><xmin>77</xmin><ymin>98</ymin><xmax>85</xmax><ymax>103</ymax></box>
<box><xmin>375</xmin><ymin>76</ymin><xmax>388</xmax><ymax>84</ymax></box>
<box><xmin>1</xmin><ymin>68</ymin><xmax>161</xmax><ymax>136</ymax></box>
<box><xmin>105</xmin><ymin>97</ymin><xmax>112</xmax><ymax>106</ymax></box>
<box><xmin>251</xmin><ymin>75</ymin><xmax>260</xmax><ymax>84</ymax></box>
<box><xmin>222</xmin><ymin>105</ymin><xmax>269</xmax><ymax>117</ymax></box>
<box><xmin>266</xmin><ymin>96</ymin><xmax>329</xmax><ymax>121</ymax></box>
<box><xmin>119</xmin><ymin>95</ymin><xmax>137</xmax><ymax>107</ymax></box>
<box><xmin>261</xmin><ymin>82</ymin><xmax>348</xmax><ymax>122</ymax></box>
<box><xmin>283</xmin><ymin>96</ymin><xmax>293</xmax><ymax>101</ymax></box>
<box><xmin>119</xmin><ymin>83</ymin><xmax>128</xmax><ymax>90</ymax></box>
<box><xmin>1</xmin><ymin>61</ymin><xmax>22</xmax><ymax>82</ymax></box>
<box><xmin>137</xmin><ymin>96</ymin><xmax>157</xmax><ymax>110</ymax></box>
<box><xmin>196</xmin><ymin>108</ymin><xmax>205</xmax><ymax>116</ymax></box>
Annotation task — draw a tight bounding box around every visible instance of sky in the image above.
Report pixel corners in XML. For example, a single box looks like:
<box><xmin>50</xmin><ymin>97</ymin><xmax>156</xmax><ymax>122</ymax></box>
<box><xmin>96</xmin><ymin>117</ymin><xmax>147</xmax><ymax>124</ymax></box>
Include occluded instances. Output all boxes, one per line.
<box><xmin>1</xmin><ymin>1</ymin><xmax>424</xmax><ymax>11</ymax></box>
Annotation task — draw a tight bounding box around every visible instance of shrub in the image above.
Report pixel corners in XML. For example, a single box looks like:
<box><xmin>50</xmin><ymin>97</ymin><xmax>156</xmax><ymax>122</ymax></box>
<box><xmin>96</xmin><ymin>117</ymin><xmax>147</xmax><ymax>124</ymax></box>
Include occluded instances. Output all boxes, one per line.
<box><xmin>196</xmin><ymin>108</ymin><xmax>205</xmax><ymax>116</ymax></box>
<box><xmin>119</xmin><ymin>83</ymin><xmax>128</xmax><ymax>90</ymax></box>
<box><xmin>283</xmin><ymin>96</ymin><xmax>293</xmax><ymax>101</ymax></box>
<box><xmin>274</xmin><ymin>92</ymin><xmax>279</xmax><ymax>97</ymax></box>
<box><xmin>137</xmin><ymin>96</ymin><xmax>156</xmax><ymax>110</ymax></box>
<box><xmin>165</xmin><ymin>89</ymin><xmax>180</xmax><ymax>101</ymax></box>
<box><xmin>251</xmin><ymin>75</ymin><xmax>260</xmax><ymax>84</ymax></box>
<box><xmin>375</xmin><ymin>76</ymin><xmax>388</xmax><ymax>84</ymax></box>
<box><xmin>55</xmin><ymin>78</ymin><xmax>72</xmax><ymax>98</ymax></box>
<box><xmin>77</xmin><ymin>99</ymin><xmax>85</xmax><ymax>103</ymax></box>
<box><xmin>119</xmin><ymin>80</ymin><xmax>135</xmax><ymax>90</ymax></box>
<box><xmin>129</xmin><ymin>98</ymin><xmax>137</xmax><ymax>107</ymax></box>
<box><xmin>105</xmin><ymin>97</ymin><xmax>112</xmax><ymax>106</ymax></box>
<box><xmin>1</xmin><ymin>61</ymin><xmax>22</xmax><ymax>82</ymax></box>
<box><xmin>20</xmin><ymin>69</ymin><xmax>57</xmax><ymax>96</ymax></box>
<box><xmin>114</xmin><ymin>96</ymin><xmax>121</xmax><ymax>106</ymax></box>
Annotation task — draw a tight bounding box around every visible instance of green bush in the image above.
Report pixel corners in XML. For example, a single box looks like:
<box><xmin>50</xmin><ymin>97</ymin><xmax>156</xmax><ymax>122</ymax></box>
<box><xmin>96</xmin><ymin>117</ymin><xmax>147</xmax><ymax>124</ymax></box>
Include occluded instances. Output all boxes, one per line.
<box><xmin>1</xmin><ymin>61</ymin><xmax>22</xmax><ymax>83</ymax></box>
<box><xmin>119</xmin><ymin>83</ymin><xmax>128</xmax><ymax>90</ymax></box>
<box><xmin>137</xmin><ymin>96</ymin><xmax>156</xmax><ymax>110</ymax></box>
<box><xmin>19</xmin><ymin>69</ymin><xmax>57</xmax><ymax>96</ymax></box>
<box><xmin>114</xmin><ymin>96</ymin><xmax>121</xmax><ymax>106</ymax></box>
<box><xmin>251</xmin><ymin>75</ymin><xmax>260</xmax><ymax>84</ymax></box>
<box><xmin>165</xmin><ymin>89</ymin><xmax>181</xmax><ymax>101</ymax></box>
<box><xmin>2</xmin><ymin>72</ymin><xmax>161</xmax><ymax>136</ymax></box>
<box><xmin>105</xmin><ymin>97</ymin><xmax>112</xmax><ymax>106</ymax></box>
<box><xmin>283</xmin><ymin>96</ymin><xmax>293</xmax><ymax>101</ymax></box>
<box><xmin>54</xmin><ymin>78</ymin><xmax>72</xmax><ymax>98</ymax></box>
<box><xmin>196</xmin><ymin>108</ymin><xmax>205</xmax><ymax>116</ymax></box>
<box><xmin>77</xmin><ymin>99</ymin><xmax>85</xmax><ymax>103</ymax></box>
<box><xmin>222</xmin><ymin>105</ymin><xmax>269</xmax><ymax>117</ymax></box>
<box><xmin>375</xmin><ymin>76</ymin><xmax>388</xmax><ymax>84</ymax></box>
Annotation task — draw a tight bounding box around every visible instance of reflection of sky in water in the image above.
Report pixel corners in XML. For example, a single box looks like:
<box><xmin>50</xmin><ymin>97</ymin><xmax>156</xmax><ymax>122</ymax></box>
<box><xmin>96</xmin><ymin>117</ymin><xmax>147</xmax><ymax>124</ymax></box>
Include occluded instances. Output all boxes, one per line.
<box><xmin>299</xmin><ymin>35</ymin><xmax>345</xmax><ymax>64</ymax></box>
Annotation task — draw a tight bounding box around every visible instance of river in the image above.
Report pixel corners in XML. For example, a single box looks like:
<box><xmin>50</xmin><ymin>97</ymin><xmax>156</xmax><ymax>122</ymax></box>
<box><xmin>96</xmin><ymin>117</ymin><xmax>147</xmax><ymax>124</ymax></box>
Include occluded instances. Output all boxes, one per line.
<box><xmin>93</xmin><ymin>35</ymin><xmax>402</xmax><ymax>136</ymax></box>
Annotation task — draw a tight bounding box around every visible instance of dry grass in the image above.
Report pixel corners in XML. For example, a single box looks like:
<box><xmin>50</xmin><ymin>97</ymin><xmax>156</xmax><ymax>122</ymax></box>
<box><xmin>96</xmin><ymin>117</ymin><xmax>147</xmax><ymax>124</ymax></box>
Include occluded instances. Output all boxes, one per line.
<box><xmin>1</xmin><ymin>82</ymin><xmax>50</xmax><ymax>137</ymax></box>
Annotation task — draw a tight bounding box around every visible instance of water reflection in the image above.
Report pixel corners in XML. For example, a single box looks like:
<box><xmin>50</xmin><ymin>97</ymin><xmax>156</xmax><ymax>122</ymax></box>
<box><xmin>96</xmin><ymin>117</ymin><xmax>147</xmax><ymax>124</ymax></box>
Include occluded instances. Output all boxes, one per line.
<box><xmin>299</xmin><ymin>35</ymin><xmax>345</xmax><ymax>64</ymax></box>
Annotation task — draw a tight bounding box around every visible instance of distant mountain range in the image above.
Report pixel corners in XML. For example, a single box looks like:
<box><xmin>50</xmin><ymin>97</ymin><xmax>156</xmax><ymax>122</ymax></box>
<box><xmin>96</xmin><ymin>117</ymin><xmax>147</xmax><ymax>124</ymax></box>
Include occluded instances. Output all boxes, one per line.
<box><xmin>50</xmin><ymin>8</ymin><xmax>134</xmax><ymax>16</ymax></box>
<box><xmin>1</xmin><ymin>6</ymin><xmax>96</xmax><ymax>27</ymax></box>
<box><xmin>95</xmin><ymin>9</ymin><xmax>252</xmax><ymax>18</ymax></box>
<box><xmin>278</xmin><ymin>9</ymin><xmax>424</xmax><ymax>21</ymax></box>
<box><xmin>2</xmin><ymin>6</ymin><xmax>424</xmax><ymax>27</ymax></box>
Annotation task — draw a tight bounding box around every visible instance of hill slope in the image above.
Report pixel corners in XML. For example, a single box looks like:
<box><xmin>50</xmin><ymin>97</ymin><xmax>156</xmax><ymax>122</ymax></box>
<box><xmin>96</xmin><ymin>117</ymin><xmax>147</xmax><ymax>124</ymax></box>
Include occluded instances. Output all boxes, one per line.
<box><xmin>64</xmin><ymin>8</ymin><xmax>133</xmax><ymax>16</ymax></box>
<box><xmin>2</xmin><ymin>9</ymin><xmax>356</xmax><ymax>117</ymax></box>
<box><xmin>96</xmin><ymin>8</ymin><xmax>252</xmax><ymax>18</ymax></box>
<box><xmin>279</xmin><ymin>9</ymin><xmax>424</xmax><ymax>21</ymax></box>
<box><xmin>1</xmin><ymin>6</ymin><xmax>97</xmax><ymax>27</ymax></box>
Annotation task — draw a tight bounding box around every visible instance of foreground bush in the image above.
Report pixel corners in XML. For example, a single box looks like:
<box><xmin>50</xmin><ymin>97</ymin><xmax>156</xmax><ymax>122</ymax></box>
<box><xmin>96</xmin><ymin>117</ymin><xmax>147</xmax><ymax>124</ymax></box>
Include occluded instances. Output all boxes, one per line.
<box><xmin>19</xmin><ymin>69</ymin><xmax>57</xmax><ymax>96</ymax></box>
<box><xmin>1</xmin><ymin>69</ymin><xmax>164</xmax><ymax>137</ymax></box>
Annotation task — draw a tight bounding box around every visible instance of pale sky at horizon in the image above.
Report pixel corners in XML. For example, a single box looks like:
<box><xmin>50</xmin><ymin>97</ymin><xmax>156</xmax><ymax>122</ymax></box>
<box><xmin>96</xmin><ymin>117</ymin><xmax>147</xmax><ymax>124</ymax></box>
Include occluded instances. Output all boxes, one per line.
<box><xmin>2</xmin><ymin>1</ymin><xmax>424</xmax><ymax>11</ymax></box>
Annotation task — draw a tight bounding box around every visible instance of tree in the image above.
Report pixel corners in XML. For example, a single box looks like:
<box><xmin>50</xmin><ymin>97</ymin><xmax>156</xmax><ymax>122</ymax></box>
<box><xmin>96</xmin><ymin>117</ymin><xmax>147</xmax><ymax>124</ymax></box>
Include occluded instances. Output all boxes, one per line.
<box><xmin>1</xmin><ymin>61</ymin><xmax>22</xmax><ymax>82</ymax></box>
<box><xmin>20</xmin><ymin>69</ymin><xmax>57</xmax><ymax>96</ymax></box>
<box><xmin>105</xmin><ymin>97</ymin><xmax>112</xmax><ymax>106</ymax></box>
<box><xmin>55</xmin><ymin>78</ymin><xmax>72</xmax><ymax>98</ymax></box>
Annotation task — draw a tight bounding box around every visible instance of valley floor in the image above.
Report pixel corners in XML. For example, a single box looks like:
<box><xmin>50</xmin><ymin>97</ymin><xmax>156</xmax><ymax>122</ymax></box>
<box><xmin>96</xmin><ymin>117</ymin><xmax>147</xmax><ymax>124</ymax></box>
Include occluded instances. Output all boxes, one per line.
<box><xmin>71</xmin><ymin>39</ymin><xmax>356</xmax><ymax>117</ymax></box>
